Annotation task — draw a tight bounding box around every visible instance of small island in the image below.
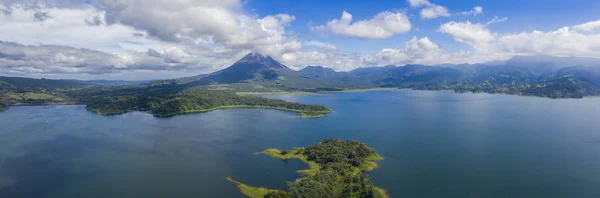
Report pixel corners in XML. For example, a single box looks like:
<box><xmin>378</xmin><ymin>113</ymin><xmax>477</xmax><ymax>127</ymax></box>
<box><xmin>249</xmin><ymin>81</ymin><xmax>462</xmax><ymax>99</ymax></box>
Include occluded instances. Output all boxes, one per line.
<box><xmin>227</xmin><ymin>139</ymin><xmax>388</xmax><ymax>198</ymax></box>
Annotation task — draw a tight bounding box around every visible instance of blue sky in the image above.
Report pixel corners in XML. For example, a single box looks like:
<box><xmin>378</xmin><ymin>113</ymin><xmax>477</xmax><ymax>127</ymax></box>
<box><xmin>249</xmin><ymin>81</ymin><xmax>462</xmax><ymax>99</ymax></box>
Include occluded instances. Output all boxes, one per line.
<box><xmin>247</xmin><ymin>0</ymin><xmax>600</xmax><ymax>53</ymax></box>
<box><xmin>0</xmin><ymin>0</ymin><xmax>600</xmax><ymax>80</ymax></box>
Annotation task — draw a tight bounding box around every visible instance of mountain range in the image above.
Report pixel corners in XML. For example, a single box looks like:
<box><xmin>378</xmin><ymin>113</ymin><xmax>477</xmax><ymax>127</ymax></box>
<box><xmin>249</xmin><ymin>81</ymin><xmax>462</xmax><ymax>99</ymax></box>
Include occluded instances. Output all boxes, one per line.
<box><xmin>2</xmin><ymin>52</ymin><xmax>600</xmax><ymax>111</ymax></box>
<box><xmin>145</xmin><ymin>53</ymin><xmax>600</xmax><ymax>98</ymax></box>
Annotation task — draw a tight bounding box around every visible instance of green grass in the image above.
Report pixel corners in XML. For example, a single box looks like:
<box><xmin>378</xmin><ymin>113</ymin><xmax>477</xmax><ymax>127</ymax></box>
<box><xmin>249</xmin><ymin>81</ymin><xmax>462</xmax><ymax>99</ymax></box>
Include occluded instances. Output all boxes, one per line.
<box><xmin>85</xmin><ymin>107</ymin><xmax>131</xmax><ymax>116</ymax></box>
<box><xmin>374</xmin><ymin>187</ymin><xmax>389</xmax><ymax>198</ymax></box>
<box><xmin>257</xmin><ymin>148</ymin><xmax>321</xmax><ymax>176</ymax></box>
<box><xmin>7</xmin><ymin>92</ymin><xmax>65</xmax><ymax>101</ymax></box>
<box><xmin>359</xmin><ymin>154</ymin><xmax>385</xmax><ymax>172</ymax></box>
<box><xmin>225</xmin><ymin>177</ymin><xmax>283</xmax><ymax>198</ymax></box>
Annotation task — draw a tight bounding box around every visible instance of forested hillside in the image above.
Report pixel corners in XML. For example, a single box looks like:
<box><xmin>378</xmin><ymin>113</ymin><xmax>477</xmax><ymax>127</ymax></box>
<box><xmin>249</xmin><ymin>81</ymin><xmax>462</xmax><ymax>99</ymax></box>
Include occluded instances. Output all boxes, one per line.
<box><xmin>0</xmin><ymin>76</ymin><xmax>94</xmax><ymax>109</ymax></box>
<box><xmin>85</xmin><ymin>88</ymin><xmax>331</xmax><ymax>117</ymax></box>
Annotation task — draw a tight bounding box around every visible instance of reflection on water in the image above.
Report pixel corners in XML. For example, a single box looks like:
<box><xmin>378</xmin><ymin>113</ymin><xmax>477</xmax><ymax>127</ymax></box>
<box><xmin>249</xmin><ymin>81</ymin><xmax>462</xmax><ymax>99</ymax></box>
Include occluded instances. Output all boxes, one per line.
<box><xmin>0</xmin><ymin>90</ymin><xmax>600</xmax><ymax>198</ymax></box>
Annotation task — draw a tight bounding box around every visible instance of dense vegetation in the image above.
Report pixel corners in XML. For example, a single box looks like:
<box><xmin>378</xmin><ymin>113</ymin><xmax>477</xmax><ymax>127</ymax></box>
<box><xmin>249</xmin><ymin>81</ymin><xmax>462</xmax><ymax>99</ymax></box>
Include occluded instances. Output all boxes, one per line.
<box><xmin>0</xmin><ymin>76</ymin><xmax>92</xmax><ymax>109</ymax></box>
<box><xmin>0</xmin><ymin>76</ymin><xmax>331</xmax><ymax>117</ymax></box>
<box><xmin>85</xmin><ymin>88</ymin><xmax>331</xmax><ymax>117</ymax></box>
<box><xmin>228</xmin><ymin>139</ymin><xmax>387</xmax><ymax>198</ymax></box>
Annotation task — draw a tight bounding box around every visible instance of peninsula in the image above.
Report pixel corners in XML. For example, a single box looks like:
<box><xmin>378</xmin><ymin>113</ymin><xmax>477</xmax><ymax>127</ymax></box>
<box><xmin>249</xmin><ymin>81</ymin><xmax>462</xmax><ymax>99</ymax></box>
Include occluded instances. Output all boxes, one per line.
<box><xmin>85</xmin><ymin>88</ymin><xmax>331</xmax><ymax>118</ymax></box>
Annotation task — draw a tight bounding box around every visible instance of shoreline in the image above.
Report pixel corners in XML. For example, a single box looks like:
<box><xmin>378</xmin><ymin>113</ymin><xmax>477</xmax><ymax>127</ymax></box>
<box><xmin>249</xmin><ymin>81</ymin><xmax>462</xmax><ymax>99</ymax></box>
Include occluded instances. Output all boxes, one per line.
<box><xmin>238</xmin><ymin>87</ymin><xmax>599</xmax><ymax>100</ymax></box>
<box><xmin>152</xmin><ymin>105</ymin><xmax>332</xmax><ymax>118</ymax></box>
<box><xmin>86</xmin><ymin>105</ymin><xmax>332</xmax><ymax>118</ymax></box>
<box><xmin>236</xmin><ymin>87</ymin><xmax>399</xmax><ymax>96</ymax></box>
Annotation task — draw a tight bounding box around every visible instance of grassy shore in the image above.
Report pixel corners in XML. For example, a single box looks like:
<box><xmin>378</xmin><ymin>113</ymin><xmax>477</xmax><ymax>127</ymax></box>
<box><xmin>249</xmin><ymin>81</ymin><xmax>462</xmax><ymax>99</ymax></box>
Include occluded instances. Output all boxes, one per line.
<box><xmin>257</xmin><ymin>148</ymin><xmax>321</xmax><ymax>177</ymax></box>
<box><xmin>374</xmin><ymin>187</ymin><xmax>389</xmax><ymax>198</ymax></box>
<box><xmin>226</xmin><ymin>177</ymin><xmax>284</xmax><ymax>198</ymax></box>
<box><xmin>228</xmin><ymin>145</ymin><xmax>387</xmax><ymax>198</ymax></box>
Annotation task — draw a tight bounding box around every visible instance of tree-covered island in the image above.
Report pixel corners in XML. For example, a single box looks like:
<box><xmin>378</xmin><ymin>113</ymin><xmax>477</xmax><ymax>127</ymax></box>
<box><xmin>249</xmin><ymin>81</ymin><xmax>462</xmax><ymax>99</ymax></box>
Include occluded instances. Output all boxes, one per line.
<box><xmin>227</xmin><ymin>139</ymin><xmax>388</xmax><ymax>198</ymax></box>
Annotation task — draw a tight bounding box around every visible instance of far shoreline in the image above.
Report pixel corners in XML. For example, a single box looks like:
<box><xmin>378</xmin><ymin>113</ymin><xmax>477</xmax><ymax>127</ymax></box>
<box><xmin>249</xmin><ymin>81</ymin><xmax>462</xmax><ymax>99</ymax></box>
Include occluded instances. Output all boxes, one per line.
<box><xmin>238</xmin><ymin>87</ymin><xmax>600</xmax><ymax>100</ymax></box>
<box><xmin>3</xmin><ymin>88</ymin><xmax>598</xmax><ymax>115</ymax></box>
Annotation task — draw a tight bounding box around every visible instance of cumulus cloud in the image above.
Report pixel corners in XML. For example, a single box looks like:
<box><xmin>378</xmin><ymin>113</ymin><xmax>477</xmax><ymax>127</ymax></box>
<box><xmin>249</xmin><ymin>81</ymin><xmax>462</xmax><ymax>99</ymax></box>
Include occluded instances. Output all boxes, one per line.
<box><xmin>407</xmin><ymin>0</ymin><xmax>432</xmax><ymax>8</ymax></box>
<box><xmin>362</xmin><ymin>37</ymin><xmax>444</xmax><ymax>66</ymax></box>
<box><xmin>0</xmin><ymin>1</ymin><xmax>313</xmax><ymax>78</ymax></box>
<box><xmin>0</xmin><ymin>4</ymin><xmax>159</xmax><ymax>52</ymax></box>
<box><xmin>409</xmin><ymin>0</ymin><xmax>482</xmax><ymax>19</ymax></box>
<box><xmin>420</xmin><ymin>5</ymin><xmax>450</xmax><ymax>19</ymax></box>
<box><xmin>439</xmin><ymin>18</ymin><xmax>600</xmax><ymax>58</ymax></box>
<box><xmin>406</xmin><ymin>0</ymin><xmax>450</xmax><ymax>19</ymax></box>
<box><xmin>92</xmin><ymin>0</ymin><xmax>296</xmax><ymax>50</ymax></box>
<box><xmin>573</xmin><ymin>20</ymin><xmax>600</xmax><ymax>32</ymax></box>
<box><xmin>439</xmin><ymin>21</ymin><xmax>496</xmax><ymax>51</ymax></box>
<box><xmin>0</xmin><ymin>41</ymin><xmax>201</xmax><ymax>75</ymax></box>
<box><xmin>311</xmin><ymin>11</ymin><xmax>411</xmax><ymax>39</ymax></box>
<box><xmin>498</xmin><ymin>27</ymin><xmax>600</xmax><ymax>57</ymax></box>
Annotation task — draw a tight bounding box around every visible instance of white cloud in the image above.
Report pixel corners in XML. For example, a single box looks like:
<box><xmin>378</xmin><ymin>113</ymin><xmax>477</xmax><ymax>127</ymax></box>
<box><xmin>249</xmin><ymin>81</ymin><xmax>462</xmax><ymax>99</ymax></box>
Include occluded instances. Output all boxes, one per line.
<box><xmin>0</xmin><ymin>1</ymin><xmax>300</xmax><ymax>54</ymax></box>
<box><xmin>573</xmin><ymin>20</ymin><xmax>600</xmax><ymax>32</ymax></box>
<box><xmin>409</xmin><ymin>0</ymin><xmax>482</xmax><ymax>19</ymax></box>
<box><xmin>89</xmin><ymin>0</ymin><xmax>298</xmax><ymax>51</ymax></box>
<box><xmin>439</xmin><ymin>19</ymin><xmax>600</xmax><ymax>58</ymax></box>
<box><xmin>485</xmin><ymin>16</ymin><xmax>508</xmax><ymax>25</ymax></box>
<box><xmin>146</xmin><ymin>47</ymin><xmax>197</xmax><ymax>64</ymax></box>
<box><xmin>0</xmin><ymin>4</ymin><xmax>157</xmax><ymax>52</ymax></box>
<box><xmin>1</xmin><ymin>1</ymin><xmax>600</xmax><ymax>80</ymax></box>
<box><xmin>498</xmin><ymin>27</ymin><xmax>600</xmax><ymax>57</ymax></box>
<box><xmin>420</xmin><ymin>5</ymin><xmax>450</xmax><ymax>19</ymax></box>
<box><xmin>303</xmin><ymin>41</ymin><xmax>338</xmax><ymax>51</ymax></box>
<box><xmin>312</xmin><ymin>11</ymin><xmax>411</xmax><ymax>39</ymax></box>
<box><xmin>406</xmin><ymin>0</ymin><xmax>451</xmax><ymax>19</ymax></box>
<box><xmin>407</xmin><ymin>0</ymin><xmax>432</xmax><ymax>7</ymax></box>
<box><xmin>0</xmin><ymin>1</ymin><xmax>313</xmax><ymax>78</ymax></box>
<box><xmin>458</xmin><ymin>6</ymin><xmax>483</xmax><ymax>16</ymax></box>
<box><xmin>439</xmin><ymin>21</ymin><xmax>496</xmax><ymax>51</ymax></box>
<box><xmin>362</xmin><ymin>37</ymin><xmax>444</xmax><ymax>66</ymax></box>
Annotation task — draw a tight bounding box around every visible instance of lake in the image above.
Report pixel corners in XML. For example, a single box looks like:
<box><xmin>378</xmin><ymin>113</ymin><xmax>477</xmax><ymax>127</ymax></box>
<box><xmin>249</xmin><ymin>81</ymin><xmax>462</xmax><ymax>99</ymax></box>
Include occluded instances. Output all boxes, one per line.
<box><xmin>1</xmin><ymin>90</ymin><xmax>600</xmax><ymax>198</ymax></box>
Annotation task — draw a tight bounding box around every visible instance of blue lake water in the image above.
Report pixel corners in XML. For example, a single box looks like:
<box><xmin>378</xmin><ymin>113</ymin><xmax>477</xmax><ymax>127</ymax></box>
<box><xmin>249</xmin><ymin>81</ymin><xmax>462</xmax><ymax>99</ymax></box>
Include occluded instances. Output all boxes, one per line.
<box><xmin>1</xmin><ymin>90</ymin><xmax>600</xmax><ymax>198</ymax></box>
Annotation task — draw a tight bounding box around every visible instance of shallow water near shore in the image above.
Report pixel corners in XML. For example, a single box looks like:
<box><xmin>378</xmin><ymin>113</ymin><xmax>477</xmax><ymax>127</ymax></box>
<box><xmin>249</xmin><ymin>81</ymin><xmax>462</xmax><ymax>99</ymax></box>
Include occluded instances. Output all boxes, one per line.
<box><xmin>1</xmin><ymin>90</ymin><xmax>600</xmax><ymax>198</ymax></box>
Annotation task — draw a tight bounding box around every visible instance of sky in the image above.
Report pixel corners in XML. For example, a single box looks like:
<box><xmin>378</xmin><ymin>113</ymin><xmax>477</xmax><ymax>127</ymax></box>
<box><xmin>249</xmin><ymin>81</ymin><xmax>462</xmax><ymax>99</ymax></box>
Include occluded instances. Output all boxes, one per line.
<box><xmin>1</xmin><ymin>0</ymin><xmax>600</xmax><ymax>80</ymax></box>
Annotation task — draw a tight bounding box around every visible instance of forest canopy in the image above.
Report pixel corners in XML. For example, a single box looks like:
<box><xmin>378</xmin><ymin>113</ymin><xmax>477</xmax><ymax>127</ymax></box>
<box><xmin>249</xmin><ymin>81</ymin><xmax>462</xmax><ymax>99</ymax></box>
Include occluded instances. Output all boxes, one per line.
<box><xmin>228</xmin><ymin>139</ymin><xmax>387</xmax><ymax>198</ymax></box>
<box><xmin>85</xmin><ymin>88</ymin><xmax>332</xmax><ymax>118</ymax></box>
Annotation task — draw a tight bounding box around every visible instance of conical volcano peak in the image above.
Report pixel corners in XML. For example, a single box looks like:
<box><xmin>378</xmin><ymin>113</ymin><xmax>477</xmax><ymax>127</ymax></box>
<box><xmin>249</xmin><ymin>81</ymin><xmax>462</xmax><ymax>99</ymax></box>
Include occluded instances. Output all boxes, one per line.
<box><xmin>244</xmin><ymin>52</ymin><xmax>268</xmax><ymax>59</ymax></box>
<box><xmin>236</xmin><ymin>52</ymin><xmax>288</xmax><ymax>69</ymax></box>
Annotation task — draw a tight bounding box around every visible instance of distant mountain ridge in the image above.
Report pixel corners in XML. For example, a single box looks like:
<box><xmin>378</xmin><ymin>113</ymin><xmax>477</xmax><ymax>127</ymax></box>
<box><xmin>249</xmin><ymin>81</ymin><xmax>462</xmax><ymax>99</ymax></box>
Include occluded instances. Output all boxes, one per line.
<box><xmin>3</xmin><ymin>53</ymin><xmax>600</xmax><ymax>99</ymax></box>
<box><xmin>162</xmin><ymin>52</ymin><xmax>600</xmax><ymax>98</ymax></box>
